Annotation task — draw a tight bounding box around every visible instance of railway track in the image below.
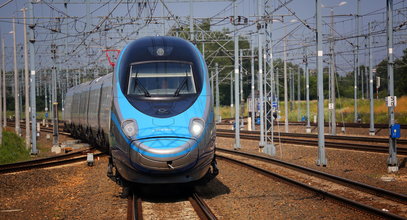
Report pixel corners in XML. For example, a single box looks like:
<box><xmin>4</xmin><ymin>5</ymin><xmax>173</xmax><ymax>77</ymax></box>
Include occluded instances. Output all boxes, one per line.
<box><xmin>218</xmin><ymin>118</ymin><xmax>407</xmax><ymax>129</ymax></box>
<box><xmin>7</xmin><ymin>121</ymin><xmax>69</xmax><ymax>135</ymax></box>
<box><xmin>0</xmin><ymin>148</ymin><xmax>104</xmax><ymax>174</ymax></box>
<box><xmin>216</xmin><ymin>129</ymin><xmax>407</xmax><ymax>155</ymax></box>
<box><xmin>127</xmin><ymin>190</ymin><xmax>217</xmax><ymax>220</ymax></box>
<box><xmin>216</xmin><ymin>148</ymin><xmax>407</xmax><ymax>219</ymax></box>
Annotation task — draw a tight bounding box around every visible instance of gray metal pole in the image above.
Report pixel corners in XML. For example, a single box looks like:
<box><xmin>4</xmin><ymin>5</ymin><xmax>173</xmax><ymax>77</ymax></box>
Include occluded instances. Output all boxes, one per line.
<box><xmin>305</xmin><ymin>49</ymin><xmax>311</xmax><ymax>133</ymax></box>
<box><xmin>189</xmin><ymin>0</ymin><xmax>194</xmax><ymax>42</ymax></box>
<box><xmin>22</xmin><ymin>8</ymin><xmax>30</xmax><ymax>149</ymax></box>
<box><xmin>354</xmin><ymin>48</ymin><xmax>358</xmax><ymax>122</ymax></box>
<box><xmin>51</xmin><ymin>43</ymin><xmax>58</xmax><ymax>146</ymax></box>
<box><xmin>1</xmin><ymin>38</ymin><xmax>5</xmax><ymax>128</ymax></box>
<box><xmin>240</xmin><ymin>49</ymin><xmax>244</xmax><ymax>127</ymax></box>
<box><xmin>12</xmin><ymin>18</ymin><xmax>20</xmax><ymax>136</ymax></box>
<box><xmin>355</xmin><ymin>0</ymin><xmax>360</xmax><ymax>122</ymax></box>
<box><xmin>0</xmin><ymin>39</ymin><xmax>2</xmax><ymax>144</ymax></box>
<box><xmin>45</xmin><ymin>81</ymin><xmax>48</xmax><ymax>113</ymax></box>
<box><xmin>316</xmin><ymin>0</ymin><xmax>326</xmax><ymax>166</ymax></box>
<box><xmin>65</xmin><ymin>4</ymin><xmax>69</xmax><ymax>105</ymax></box>
<box><xmin>211</xmin><ymin>71</ymin><xmax>214</xmax><ymax>105</ymax></box>
<box><xmin>289</xmin><ymin>68</ymin><xmax>293</xmax><ymax>111</ymax></box>
<box><xmin>386</xmin><ymin>0</ymin><xmax>398</xmax><ymax>172</ymax></box>
<box><xmin>330</xmin><ymin>9</ymin><xmax>336</xmax><ymax>135</ymax></box>
<box><xmin>250</xmin><ymin>37</ymin><xmax>255</xmax><ymax>131</ymax></box>
<box><xmin>215</xmin><ymin>63</ymin><xmax>220</xmax><ymax>123</ymax></box>
<box><xmin>276</xmin><ymin>67</ymin><xmax>279</xmax><ymax>102</ymax></box>
<box><xmin>230</xmin><ymin>70</ymin><xmax>233</xmax><ymax>118</ymax></box>
<box><xmin>233</xmin><ymin>0</ymin><xmax>240</xmax><ymax>149</ymax></box>
<box><xmin>29</xmin><ymin>0</ymin><xmax>38</xmax><ymax>150</ymax></box>
<box><xmin>368</xmin><ymin>22</ymin><xmax>375</xmax><ymax>136</ymax></box>
<box><xmin>258</xmin><ymin>0</ymin><xmax>265</xmax><ymax>146</ymax></box>
<box><xmin>297</xmin><ymin>66</ymin><xmax>301</xmax><ymax>122</ymax></box>
<box><xmin>283</xmin><ymin>35</ymin><xmax>288</xmax><ymax>132</ymax></box>
<box><xmin>362</xmin><ymin>36</ymin><xmax>369</xmax><ymax>98</ymax></box>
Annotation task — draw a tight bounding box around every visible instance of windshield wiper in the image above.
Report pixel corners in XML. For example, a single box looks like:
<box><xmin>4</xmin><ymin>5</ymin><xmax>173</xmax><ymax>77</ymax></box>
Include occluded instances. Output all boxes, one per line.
<box><xmin>135</xmin><ymin>71</ymin><xmax>150</xmax><ymax>97</ymax></box>
<box><xmin>136</xmin><ymin>80</ymin><xmax>151</xmax><ymax>97</ymax></box>
<box><xmin>174</xmin><ymin>70</ymin><xmax>189</xmax><ymax>97</ymax></box>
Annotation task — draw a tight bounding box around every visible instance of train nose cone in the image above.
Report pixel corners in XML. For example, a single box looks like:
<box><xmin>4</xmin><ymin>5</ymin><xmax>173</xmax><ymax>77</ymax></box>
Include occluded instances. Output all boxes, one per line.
<box><xmin>130</xmin><ymin>138</ymin><xmax>198</xmax><ymax>171</ymax></box>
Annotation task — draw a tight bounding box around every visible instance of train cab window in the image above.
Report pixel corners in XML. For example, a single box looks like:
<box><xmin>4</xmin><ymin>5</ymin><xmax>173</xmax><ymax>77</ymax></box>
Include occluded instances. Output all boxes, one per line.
<box><xmin>127</xmin><ymin>61</ymin><xmax>196</xmax><ymax>97</ymax></box>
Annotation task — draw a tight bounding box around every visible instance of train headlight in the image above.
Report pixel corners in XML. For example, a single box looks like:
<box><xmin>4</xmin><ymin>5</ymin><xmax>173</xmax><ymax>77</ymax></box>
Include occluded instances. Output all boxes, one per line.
<box><xmin>189</xmin><ymin>118</ymin><xmax>205</xmax><ymax>137</ymax></box>
<box><xmin>122</xmin><ymin>119</ymin><xmax>138</xmax><ymax>138</ymax></box>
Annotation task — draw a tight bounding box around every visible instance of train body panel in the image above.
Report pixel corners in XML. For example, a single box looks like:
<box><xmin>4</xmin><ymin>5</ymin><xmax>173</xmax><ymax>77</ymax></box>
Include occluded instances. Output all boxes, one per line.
<box><xmin>64</xmin><ymin>36</ymin><xmax>217</xmax><ymax>184</ymax></box>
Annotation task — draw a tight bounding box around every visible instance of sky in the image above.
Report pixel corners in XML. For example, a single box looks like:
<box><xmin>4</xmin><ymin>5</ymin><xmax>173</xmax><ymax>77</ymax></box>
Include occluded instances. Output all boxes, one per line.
<box><xmin>0</xmin><ymin>0</ymin><xmax>406</xmax><ymax>76</ymax></box>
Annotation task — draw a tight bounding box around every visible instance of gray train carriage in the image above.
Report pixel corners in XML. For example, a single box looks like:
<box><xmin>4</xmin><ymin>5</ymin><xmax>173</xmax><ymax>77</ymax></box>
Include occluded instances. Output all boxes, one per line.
<box><xmin>63</xmin><ymin>73</ymin><xmax>112</xmax><ymax>148</ymax></box>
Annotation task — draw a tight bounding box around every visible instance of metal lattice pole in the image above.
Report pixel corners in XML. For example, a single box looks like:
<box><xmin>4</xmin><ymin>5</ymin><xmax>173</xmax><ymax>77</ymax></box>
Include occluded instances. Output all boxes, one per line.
<box><xmin>264</xmin><ymin>0</ymin><xmax>275</xmax><ymax>155</ymax></box>
<box><xmin>258</xmin><ymin>0</ymin><xmax>265</xmax><ymax>147</ymax></box>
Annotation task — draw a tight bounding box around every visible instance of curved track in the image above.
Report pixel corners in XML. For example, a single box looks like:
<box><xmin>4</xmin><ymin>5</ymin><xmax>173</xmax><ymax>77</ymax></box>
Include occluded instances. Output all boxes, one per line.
<box><xmin>216</xmin><ymin>147</ymin><xmax>406</xmax><ymax>219</ymax></box>
<box><xmin>0</xmin><ymin>149</ymin><xmax>104</xmax><ymax>174</ymax></box>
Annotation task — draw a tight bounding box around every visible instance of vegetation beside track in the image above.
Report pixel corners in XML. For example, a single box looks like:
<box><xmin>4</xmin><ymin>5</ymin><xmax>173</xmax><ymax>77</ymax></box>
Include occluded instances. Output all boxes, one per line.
<box><xmin>0</xmin><ymin>131</ymin><xmax>30</xmax><ymax>165</ymax></box>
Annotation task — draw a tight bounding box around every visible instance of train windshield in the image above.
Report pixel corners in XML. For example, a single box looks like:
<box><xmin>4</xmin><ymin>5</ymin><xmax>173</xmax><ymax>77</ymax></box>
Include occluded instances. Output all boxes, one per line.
<box><xmin>127</xmin><ymin>61</ymin><xmax>196</xmax><ymax>97</ymax></box>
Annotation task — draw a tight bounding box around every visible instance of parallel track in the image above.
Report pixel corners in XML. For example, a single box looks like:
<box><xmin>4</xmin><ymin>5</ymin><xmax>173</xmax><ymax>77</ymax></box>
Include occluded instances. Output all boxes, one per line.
<box><xmin>218</xmin><ymin>118</ymin><xmax>407</xmax><ymax>129</ymax></box>
<box><xmin>0</xmin><ymin>149</ymin><xmax>104</xmax><ymax>174</ymax></box>
<box><xmin>217</xmin><ymin>128</ymin><xmax>407</xmax><ymax>145</ymax></box>
<box><xmin>216</xmin><ymin>129</ymin><xmax>407</xmax><ymax>155</ymax></box>
<box><xmin>217</xmin><ymin>148</ymin><xmax>406</xmax><ymax>219</ymax></box>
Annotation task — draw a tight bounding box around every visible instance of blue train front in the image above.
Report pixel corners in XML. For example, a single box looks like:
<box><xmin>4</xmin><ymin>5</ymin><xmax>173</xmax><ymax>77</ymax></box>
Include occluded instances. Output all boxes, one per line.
<box><xmin>110</xmin><ymin>36</ymin><xmax>218</xmax><ymax>184</ymax></box>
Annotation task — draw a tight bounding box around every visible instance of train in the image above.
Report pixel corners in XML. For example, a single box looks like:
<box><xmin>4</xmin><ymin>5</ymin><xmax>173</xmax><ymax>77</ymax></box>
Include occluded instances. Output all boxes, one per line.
<box><xmin>63</xmin><ymin>36</ymin><xmax>218</xmax><ymax>185</ymax></box>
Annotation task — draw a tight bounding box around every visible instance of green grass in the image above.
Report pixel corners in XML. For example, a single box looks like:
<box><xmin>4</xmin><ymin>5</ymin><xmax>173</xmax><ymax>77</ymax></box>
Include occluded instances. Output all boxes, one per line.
<box><xmin>0</xmin><ymin>131</ymin><xmax>31</xmax><ymax>165</ymax></box>
<box><xmin>218</xmin><ymin>96</ymin><xmax>407</xmax><ymax>124</ymax></box>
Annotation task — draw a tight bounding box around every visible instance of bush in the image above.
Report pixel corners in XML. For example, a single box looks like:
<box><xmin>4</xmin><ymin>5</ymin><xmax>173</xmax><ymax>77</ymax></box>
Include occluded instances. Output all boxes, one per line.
<box><xmin>0</xmin><ymin>131</ymin><xmax>30</xmax><ymax>165</ymax></box>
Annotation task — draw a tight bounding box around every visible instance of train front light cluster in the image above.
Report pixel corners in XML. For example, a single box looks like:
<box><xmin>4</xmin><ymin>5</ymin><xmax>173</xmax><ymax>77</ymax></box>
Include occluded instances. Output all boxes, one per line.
<box><xmin>122</xmin><ymin>119</ymin><xmax>138</xmax><ymax>138</ymax></box>
<box><xmin>189</xmin><ymin>118</ymin><xmax>205</xmax><ymax>137</ymax></box>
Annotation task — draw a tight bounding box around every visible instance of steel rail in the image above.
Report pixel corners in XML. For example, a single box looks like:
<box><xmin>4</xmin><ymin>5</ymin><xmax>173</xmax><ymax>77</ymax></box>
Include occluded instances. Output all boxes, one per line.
<box><xmin>218</xmin><ymin>118</ymin><xmax>407</xmax><ymax>129</ymax></box>
<box><xmin>217</xmin><ymin>147</ymin><xmax>407</xmax><ymax>203</ymax></box>
<box><xmin>216</xmin><ymin>131</ymin><xmax>407</xmax><ymax>155</ymax></box>
<box><xmin>0</xmin><ymin>151</ymin><xmax>103</xmax><ymax>174</ymax></box>
<box><xmin>189</xmin><ymin>192</ymin><xmax>217</xmax><ymax>220</ymax></box>
<box><xmin>128</xmin><ymin>192</ymin><xmax>143</xmax><ymax>220</ymax></box>
<box><xmin>217</xmin><ymin>153</ymin><xmax>405</xmax><ymax>219</ymax></box>
<box><xmin>217</xmin><ymin>128</ymin><xmax>407</xmax><ymax>145</ymax></box>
